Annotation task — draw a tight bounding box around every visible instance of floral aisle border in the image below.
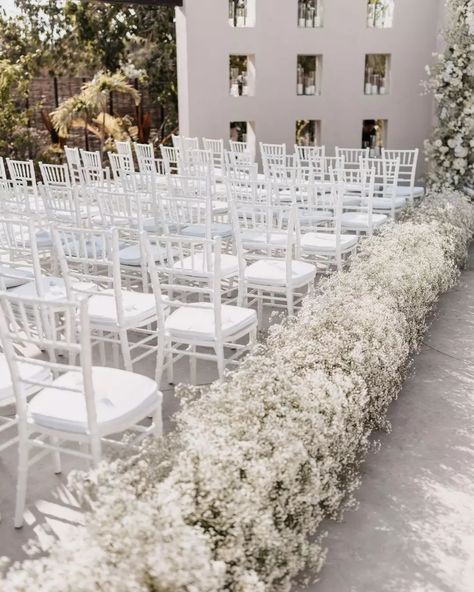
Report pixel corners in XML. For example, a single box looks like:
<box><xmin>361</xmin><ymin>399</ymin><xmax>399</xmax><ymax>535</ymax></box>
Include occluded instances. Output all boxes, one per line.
<box><xmin>1</xmin><ymin>192</ymin><xmax>473</xmax><ymax>592</ymax></box>
<box><xmin>424</xmin><ymin>0</ymin><xmax>474</xmax><ymax>192</ymax></box>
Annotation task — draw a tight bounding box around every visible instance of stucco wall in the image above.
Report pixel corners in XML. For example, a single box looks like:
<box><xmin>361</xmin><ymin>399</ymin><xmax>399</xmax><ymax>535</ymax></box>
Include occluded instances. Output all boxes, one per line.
<box><xmin>176</xmin><ymin>0</ymin><xmax>445</xmax><ymax>176</ymax></box>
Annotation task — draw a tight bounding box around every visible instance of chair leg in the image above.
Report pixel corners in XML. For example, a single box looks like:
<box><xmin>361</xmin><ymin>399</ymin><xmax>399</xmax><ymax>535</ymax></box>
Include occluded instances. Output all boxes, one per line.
<box><xmin>51</xmin><ymin>437</ymin><xmax>62</xmax><ymax>474</ymax></box>
<box><xmin>257</xmin><ymin>291</ymin><xmax>263</xmax><ymax>330</ymax></box>
<box><xmin>98</xmin><ymin>331</ymin><xmax>106</xmax><ymax>366</ymax></box>
<box><xmin>216</xmin><ymin>344</ymin><xmax>225</xmax><ymax>379</ymax></box>
<box><xmin>166</xmin><ymin>342</ymin><xmax>174</xmax><ymax>385</ymax></box>
<box><xmin>119</xmin><ymin>329</ymin><xmax>132</xmax><ymax>372</ymax></box>
<box><xmin>90</xmin><ymin>437</ymin><xmax>102</xmax><ymax>469</ymax></box>
<box><xmin>190</xmin><ymin>345</ymin><xmax>197</xmax><ymax>385</ymax></box>
<box><xmin>14</xmin><ymin>440</ymin><xmax>29</xmax><ymax>528</ymax></box>
<box><xmin>287</xmin><ymin>289</ymin><xmax>294</xmax><ymax>317</ymax></box>
<box><xmin>152</xmin><ymin>398</ymin><xmax>163</xmax><ymax>437</ymax></box>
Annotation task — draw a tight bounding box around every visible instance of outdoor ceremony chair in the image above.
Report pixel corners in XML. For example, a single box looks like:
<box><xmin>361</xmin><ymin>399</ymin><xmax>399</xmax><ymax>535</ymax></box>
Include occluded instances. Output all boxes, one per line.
<box><xmin>229</xmin><ymin>198</ymin><xmax>316</xmax><ymax>326</ymax></box>
<box><xmin>142</xmin><ymin>233</ymin><xmax>256</xmax><ymax>383</ymax></box>
<box><xmin>0</xmin><ymin>292</ymin><xmax>163</xmax><ymax>527</ymax></box>
<box><xmin>52</xmin><ymin>225</ymin><xmax>169</xmax><ymax>375</ymax></box>
<box><xmin>336</xmin><ymin>167</ymin><xmax>388</xmax><ymax>235</ymax></box>
<box><xmin>382</xmin><ymin>148</ymin><xmax>422</xmax><ymax>203</ymax></box>
<box><xmin>362</xmin><ymin>157</ymin><xmax>405</xmax><ymax>219</ymax></box>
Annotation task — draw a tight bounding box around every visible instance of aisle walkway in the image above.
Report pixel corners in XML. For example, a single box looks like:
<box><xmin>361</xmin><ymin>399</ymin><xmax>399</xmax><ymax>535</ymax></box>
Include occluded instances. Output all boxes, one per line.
<box><xmin>304</xmin><ymin>248</ymin><xmax>474</xmax><ymax>592</ymax></box>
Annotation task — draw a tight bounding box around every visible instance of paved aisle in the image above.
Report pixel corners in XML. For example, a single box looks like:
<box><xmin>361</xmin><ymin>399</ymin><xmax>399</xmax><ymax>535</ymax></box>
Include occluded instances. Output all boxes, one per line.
<box><xmin>304</xmin><ymin>248</ymin><xmax>474</xmax><ymax>592</ymax></box>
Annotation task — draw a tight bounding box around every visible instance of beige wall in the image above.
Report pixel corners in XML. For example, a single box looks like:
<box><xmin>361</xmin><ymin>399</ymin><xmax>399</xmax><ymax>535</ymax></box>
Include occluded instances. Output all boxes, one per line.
<box><xmin>176</xmin><ymin>0</ymin><xmax>445</xmax><ymax>176</ymax></box>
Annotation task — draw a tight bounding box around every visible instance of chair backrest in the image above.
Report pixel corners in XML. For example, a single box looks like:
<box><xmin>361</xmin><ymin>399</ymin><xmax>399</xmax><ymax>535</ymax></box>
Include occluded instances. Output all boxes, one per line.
<box><xmin>294</xmin><ymin>145</ymin><xmax>326</xmax><ymax>167</ymax></box>
<box><xmin>80</xmin><ymin>149</ymin><xmax>102</xmax><ymax>169</ymax></box>
<box><xmin>382</xmin><ymin>148</ymin><xmax>418</xmax><ymax>190</ymax></box>
<box><xmin>332</xmin><ymin>165</ymin><xmax>376</xmax><ymax>232</ymax></box>
<box><xmin>362</xmin><ymin>157</ymin><xmax>400</xmax><ymax>218</ymax></box>
<box><xmin>335</xmin><ymin>147</ymin><xmax>370</xmax><ymax>167</ymax></box>
<box><xmin>0</xmin><ymin>179</ymin><xmax>33</xmax><ymax>218</ymax></box>
<box><xmin>260</xmin><ymin>142</ymin><xmax>286</xmax><ymax>167</ymax></box>
<box><xmin>229</xmin><ymin>140</ymin><xmax>255</xmax><ymax>161</ymax></box>
<box><xmin>0</xmin><ymin>292</ymin><xmax>101</xmax><ymax>446</ymax></box>
<box><xmin>108</xmin><ymin>153</ymin><xmax>139</xmax><ymax>192</ymax></box>
<box><xmin>115</xmin><ymin>140</ymin><xmax>134</xmax><ymax>159</ymax></box>
<box><xmin>0</xmin><ymin>157</ymin><xmax>6</xmax><ymax>180</ymax></box>
<box><xmin>95</xmin><ymin>187</ymin><xmax>146</xmax><ymax>230</ymax></box>
<box><xmin>160</xmin><ymin>145</ymin><xmax>181</xmax><ymax>175</ymax></box>
<box><xmin>172</xmin><ymin>135</ymin><xmax>199</xmax><ymax>154</ymax></box>
<box><xmin>79</xmin><ymin>150</ymin><xmax>110</xmax><ymax>189</ymax></box>
<box><xmin>6</xmin><ymin>159</ymin><xmax>37</xmax><ymax>192</ymax></box>
<box><xmin>0</xmin><ymin>218</ymin><xmax>43</xmax><ymax>292</ymax></box>
<box><xmin>162</xmin><ymin>175</ymin><xmax>213</xmax><ymax>237</ymax></box>
<box><xmin>202</xmin><ymin>138</ymin><xmax>225</xmax><ymax>171</ymax></box>
<box><xmin>39</xmin><ymin>163</ymin><xmax>71</xmax><ymax>188</ymax></box>
<box><xmin>226</xmin><ymin>161</ymin><xmax>259</xmax><ymax>184</ymax></box>
<box><xmin>64</xmin><ymin>146</ymin><xmax>83</xmax><ymax>185</ymax></box>
<box><xmin>135</xmin><ymin>142</ymin><xmax>165</xmax><ymax>175</ymax></box>
<box><xmin>40</xmin><ymin>185</ymin><xmax>83</xmax><ymax>226</ymax></box>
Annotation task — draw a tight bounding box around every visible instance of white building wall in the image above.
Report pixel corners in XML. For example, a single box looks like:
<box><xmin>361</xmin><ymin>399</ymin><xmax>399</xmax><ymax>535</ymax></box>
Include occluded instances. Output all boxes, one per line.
<box><xmin>176</xmin><ymin>0</ymin><xmax>444</xmax><ymax>175</ymax></box>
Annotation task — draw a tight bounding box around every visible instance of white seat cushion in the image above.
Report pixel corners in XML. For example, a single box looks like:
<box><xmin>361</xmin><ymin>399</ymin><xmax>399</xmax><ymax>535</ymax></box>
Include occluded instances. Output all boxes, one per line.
<box><xmin>0</xmin><ymin>353</ymin><xmax>51</xmax><ymax>405</ymax></box>
<box><xmin>165</xmin><ymin>303</ymin><xmax>257</xmax><ymax>341</ymax></box>
<box><xmin>10</xmin><ymin>277</ymin><xmax>68</xmax><ymax>301</ymax></box>
<box><xmin>35</xmin><ymin>230</ymin><xmax>53</xmax><ymax>249</ymax></box>
<box><xmin>61</xmin><ymin>235</ymin><xmax>106</xmax><ymax>258</ymax></box>
<box><xmin>340</xmin><ymin>212</ymin><xmax>388</xmax><ymax>231</ymax></box>
<box><xmin>28</xmin><ymin>366</ymin><xmax>159</xmax><ymax>434</ymax></box>
<box><xmin>301</xmin><ymin>232</ymin><xmax>359</xmax><ymax>254</ymax></box>
<box><xmin>119</xmin><ymin>243</ymin><xmax>170</xmax><ymax>267</ymax></box>
<box><xmin>241</xmin><ymin>230</ymin><xmax>288</xmax><ymax>248</ymax></box>
<box><xmin>212</xmin><ymin>200</ymin><xmax>228</xmax><ymax>215</ymax></box>
<box><xmin>181</xmin><ymin>223</ymin><xmax>233</xmax><ymax>239</ymax></box>
<box><xmin>283</xmin><ymin>210</ymin><xmax>333</xmax><ymax>225</ymax></box>
<box><xmin>396</xmin><ymin>186</ymin><xmax>424</xmax><ymax>197</ymax></box>
<box><xmin>173</xmin><ymin>253</ymin><xmax>239</xmax><ymax>278</ymax></box>
<box><xmin>371</xmin><ymin>197</ymin><xmax>407</xmax><ymax>210</ymax></box>
<box><xmin>0</xmin><ymin>265</ymin><xmax>34</xmax><ymax>289</ymax></box>
<box><xmin>87</xmin><ymin>289</ymin><xmax>165</xmax><ymax>326</ymax></box>
<box><xmin>245</xmin><ymin>259</ymin><xmax>316</xmax><ymax>288</ymax></box>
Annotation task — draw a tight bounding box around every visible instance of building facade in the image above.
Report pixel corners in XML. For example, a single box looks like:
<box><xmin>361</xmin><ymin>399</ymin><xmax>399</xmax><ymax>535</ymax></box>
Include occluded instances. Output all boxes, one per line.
<box><xmin>176</xmin><ymin>0</ymin><xmax>445</xmax><ymax>174</ymax></box>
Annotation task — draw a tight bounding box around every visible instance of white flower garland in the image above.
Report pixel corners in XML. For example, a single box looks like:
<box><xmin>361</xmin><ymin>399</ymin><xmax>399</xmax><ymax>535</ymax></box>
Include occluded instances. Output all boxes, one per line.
<box><xmin>424</xmin><ymin>0</ymin><xmax>474</xmax><ymax>192</ymax></box>
<box><xmin>1</xmin><ymin>192</ymin><xmax>473</xmax><ymax>592</ymax></box>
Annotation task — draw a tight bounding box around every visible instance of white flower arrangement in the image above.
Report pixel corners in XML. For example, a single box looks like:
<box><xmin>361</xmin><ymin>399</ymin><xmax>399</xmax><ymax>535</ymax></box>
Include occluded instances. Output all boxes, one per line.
<box><xmin>424</xmin><ymin>0</ymin><xmax>474</xmax><ymax>192</ymax></box>
<box><xmin>1</xmin><ymin>192</ymin><xmax>473</xmax><ymax>592</ymax></box>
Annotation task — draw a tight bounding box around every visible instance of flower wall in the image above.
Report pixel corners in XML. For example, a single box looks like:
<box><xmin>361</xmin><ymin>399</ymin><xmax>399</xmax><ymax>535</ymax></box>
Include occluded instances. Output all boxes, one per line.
<box><xmin>424</xmin><ymin>0</ymin><xmax>474</xmax><ymax>192</ymax></box>
<box><xmin>2</xmin><ymin>192</ymin><xmax>473</xmax><ymax>592</ymax></box>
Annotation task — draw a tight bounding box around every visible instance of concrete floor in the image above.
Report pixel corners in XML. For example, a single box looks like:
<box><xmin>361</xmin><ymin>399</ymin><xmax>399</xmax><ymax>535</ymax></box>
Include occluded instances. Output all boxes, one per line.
<box><xmin>1</xmin><ymin>254</ymin><xmax>474</xmax><ymax>591</ymax></box>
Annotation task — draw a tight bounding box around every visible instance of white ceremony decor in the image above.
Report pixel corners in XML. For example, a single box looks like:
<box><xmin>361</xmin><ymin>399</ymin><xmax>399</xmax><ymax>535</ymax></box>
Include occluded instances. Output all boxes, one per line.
<box><xmin>424</xmin><ymin>0</ymin><xmax>474</xmax><ymax>192</ymax></box>
<box><xmin>1</xmin><ymin>192</ymin><xmax>473</xmax><ymax>592</ymax></box>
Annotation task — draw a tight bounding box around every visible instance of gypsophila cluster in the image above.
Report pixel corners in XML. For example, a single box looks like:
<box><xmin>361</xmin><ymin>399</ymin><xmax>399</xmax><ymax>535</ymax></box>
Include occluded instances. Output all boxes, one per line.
<box><xmin>1</xmin><ymin>193</ymin><xmax>473</xmax><ymax>592</ymax></box>
<box><xmin>424</xmin><ymin>0</ymin><xmax>474</xmax><ymax>192</ymax></box>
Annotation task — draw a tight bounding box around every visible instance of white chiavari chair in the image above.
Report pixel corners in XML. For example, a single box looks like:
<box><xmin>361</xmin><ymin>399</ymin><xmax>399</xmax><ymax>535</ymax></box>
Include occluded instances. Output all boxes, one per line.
<box><xmin>336</xmin><ymin>166</ymin><xmax>388</xmax><ymax>236</ymax></box>
<box><xmin>382</xmin><ymin>148</ymin><xmax>422</xmax><ymax>204</ymax></box>
<box><xmin>300</xmin><ymin>181</ymin><xmax>359</xmax><ymax>272</ymax></box>
<box><xmin>52</xmin><ymin>225</ymin><xmax>169</xmax><ymax>375</ymax></box>
<box><xmin>362</xmin><ymin>157</ymin><xmax>405</xmax><ymax>219</ymax></box>
<box><xmin>142</xmin><ymin>233</ymin><xmax>256</xmax><ymax>383</ymax></box>
<box><xmin>230</xmin><ymin>200</ymin><xmax>316</xmax><ymax>326</ymax></box>
<box><xmin>164</xmin><ymin>174</ymin><xmax>233</xmax><ymax>241</ymax></box>
<box><xmin>0</xmin><ymin>291</ymin><xmax>163</xmax><ymax>527</ymax></box>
